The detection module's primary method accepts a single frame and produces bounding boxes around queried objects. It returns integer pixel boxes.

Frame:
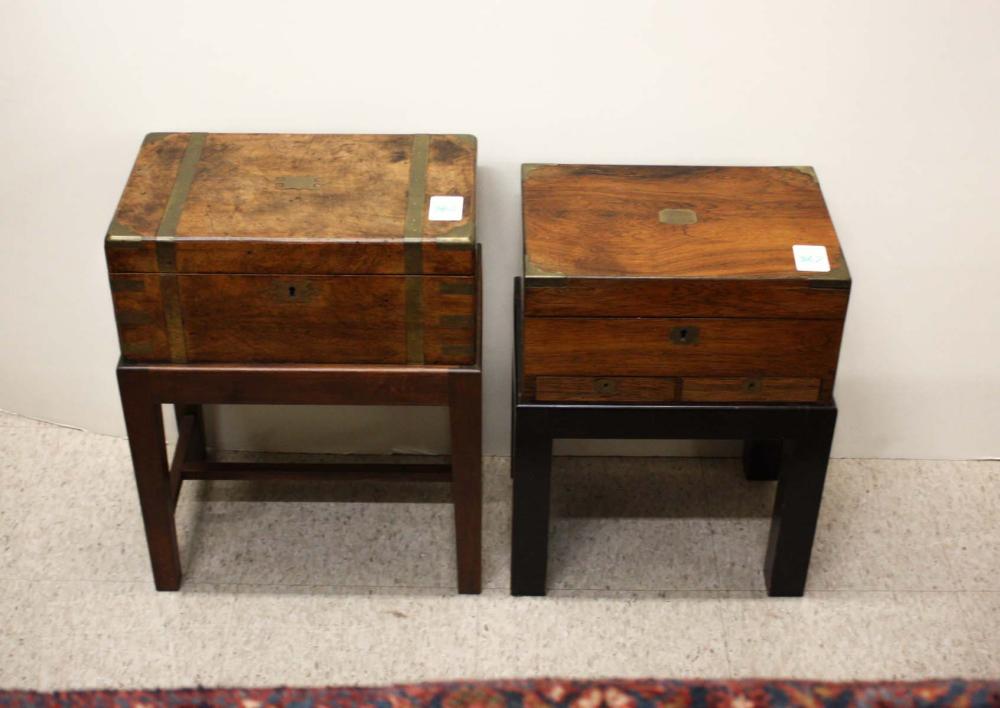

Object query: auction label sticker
[792,244,831,272]
[428,195,464,221]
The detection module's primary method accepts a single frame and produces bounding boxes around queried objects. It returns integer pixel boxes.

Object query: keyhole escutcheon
[669,325,700,345]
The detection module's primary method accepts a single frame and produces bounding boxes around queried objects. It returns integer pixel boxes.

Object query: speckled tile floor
[1,411,998,689]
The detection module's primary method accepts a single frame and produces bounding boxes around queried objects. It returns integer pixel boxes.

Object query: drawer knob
[595,378,618,395]
[669,325,700,344]
[743,378,761,392]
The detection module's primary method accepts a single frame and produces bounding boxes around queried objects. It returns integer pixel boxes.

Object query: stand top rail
[117,358,479,406]
[514,398,837,440]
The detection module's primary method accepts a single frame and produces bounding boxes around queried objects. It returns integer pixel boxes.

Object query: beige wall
[1,0,998,459]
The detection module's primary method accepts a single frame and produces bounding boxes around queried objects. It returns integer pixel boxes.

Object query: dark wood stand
[509,279,836,597]
[118,358,482,594]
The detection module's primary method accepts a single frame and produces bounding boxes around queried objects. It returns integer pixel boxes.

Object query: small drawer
[523,317,843,379]
[680,377,820,403]
[535,376,678,402]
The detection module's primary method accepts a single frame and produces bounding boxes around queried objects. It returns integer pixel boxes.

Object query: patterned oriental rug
[1,678,998,707]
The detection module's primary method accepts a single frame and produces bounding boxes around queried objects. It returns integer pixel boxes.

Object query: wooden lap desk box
[107,133,482,593]
[512,164,849,596]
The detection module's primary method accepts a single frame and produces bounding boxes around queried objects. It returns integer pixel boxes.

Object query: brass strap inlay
[159,274,187,362]
[110,279,146,293]
[524,277,569,288]
[441,344,475,358]
[404,243,424,273]
[521,163,545,181]
[807,276,851,290]
[107,219,142,238]
[106,236,146,248]
[116,311,155,326]
[405,276,423,364]
[524,256,566,278]
[434,219,475,248]
[786,165,818,183]
[155,240,177,272]
[154,132,205,363]
[440,281,475,295]
[157,132,206,243]
[122,341,155,358]
[435,239,475,251]
[439,314,474,329]
[403,135,430,364]
[403,134,430,274]
[807,253,852,288]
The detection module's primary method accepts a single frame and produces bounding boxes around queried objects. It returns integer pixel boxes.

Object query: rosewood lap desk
[511,164,849,596]
[107,133,482,593]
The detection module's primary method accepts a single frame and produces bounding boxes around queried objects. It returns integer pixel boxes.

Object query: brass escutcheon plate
[277,176,320,190]
[659,208,697,225]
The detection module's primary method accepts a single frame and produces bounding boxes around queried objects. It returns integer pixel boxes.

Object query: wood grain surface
[523,164,845,281]
[111,133,191,237]
[524,278,849,319]
[107,240,474,276]
[107,133,478,365]
[110,269,477,365]
[519,164,849,404]
[107,133,476,275]
[109,274,171,360]
[177,134,412,239]
[175,275,474,364]
[118,354,483,592]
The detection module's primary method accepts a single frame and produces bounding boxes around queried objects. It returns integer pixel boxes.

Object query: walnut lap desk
[108,133,482,593]
[511,164,850,597]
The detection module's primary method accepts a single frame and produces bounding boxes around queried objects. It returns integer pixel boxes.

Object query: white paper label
[792,244,831,272]
[428,195,464,221]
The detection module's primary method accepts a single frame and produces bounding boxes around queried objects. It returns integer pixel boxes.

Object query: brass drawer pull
[669,325,699,344]
[594,378,618,395]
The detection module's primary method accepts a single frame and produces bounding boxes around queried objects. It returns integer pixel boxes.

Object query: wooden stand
[509,279,836,597]
[118,359,482,594]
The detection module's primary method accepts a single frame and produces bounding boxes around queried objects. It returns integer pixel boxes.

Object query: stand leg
[118,369,182,591]
[449,372,482,594]
[174,403,207,461]
[510,414,553,596]
[509,369,518,480]
[743,439,782,481]
[764,414,836,596]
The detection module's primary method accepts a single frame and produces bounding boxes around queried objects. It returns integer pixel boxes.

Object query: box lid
[107,133,476,275]
[522,164,848,285]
